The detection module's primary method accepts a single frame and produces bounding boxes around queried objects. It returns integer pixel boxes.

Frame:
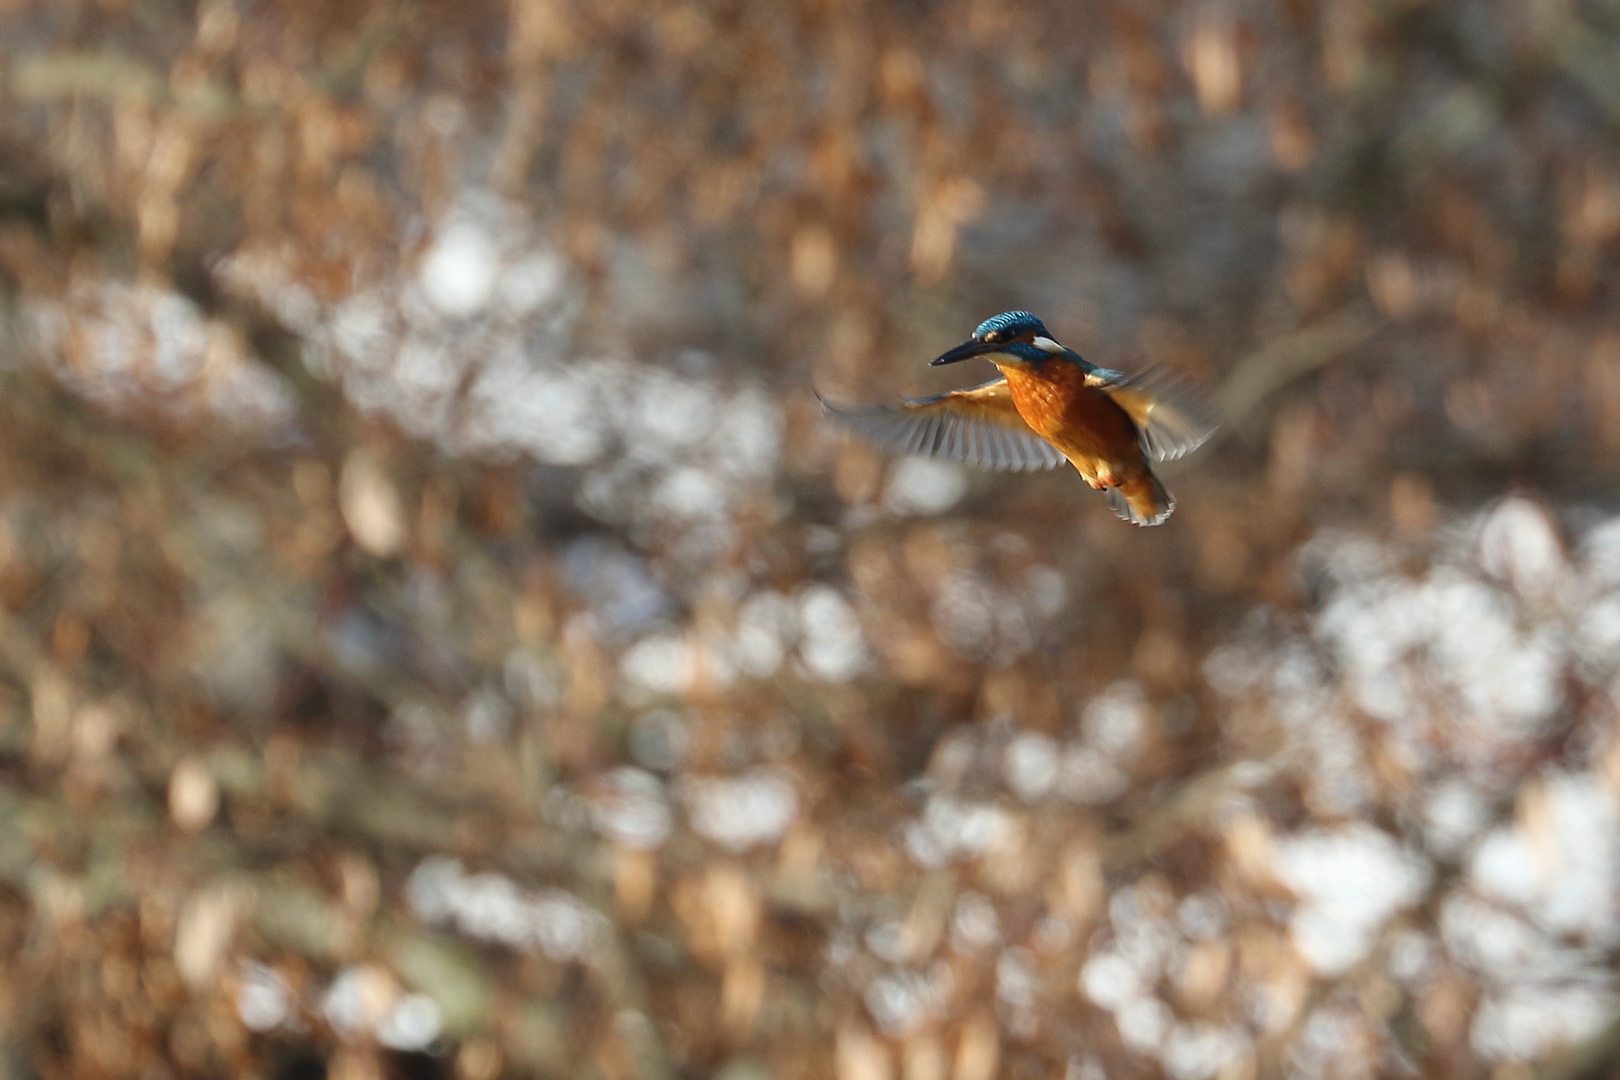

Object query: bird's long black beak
[930,338,998,366]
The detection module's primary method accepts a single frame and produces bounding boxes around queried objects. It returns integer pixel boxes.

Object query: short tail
[1102,473,1175,526]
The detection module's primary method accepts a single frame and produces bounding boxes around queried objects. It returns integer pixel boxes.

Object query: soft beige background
[0,1,1617,1078]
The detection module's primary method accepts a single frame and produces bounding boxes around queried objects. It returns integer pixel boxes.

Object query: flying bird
[821,311,1214,526]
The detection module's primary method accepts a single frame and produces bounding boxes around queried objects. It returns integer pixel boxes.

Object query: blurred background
[0,0,1618,1078]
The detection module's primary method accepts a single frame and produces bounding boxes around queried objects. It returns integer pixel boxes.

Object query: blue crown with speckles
[973,311,1049,342]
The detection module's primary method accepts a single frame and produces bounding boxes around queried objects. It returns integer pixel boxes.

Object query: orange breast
[1002,362,1141,468]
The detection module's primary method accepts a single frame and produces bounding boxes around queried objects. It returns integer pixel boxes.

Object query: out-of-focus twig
[11,53,164,102]
[1550,16,1620,123]
[1536,1014,1620,1080]
[11,53,234,119]
[1102,754,1286,875]
[1214,304,1382,430]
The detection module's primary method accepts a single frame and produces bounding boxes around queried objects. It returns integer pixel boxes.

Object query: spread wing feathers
[819,378,1067,473]
[1085,368,1217,462]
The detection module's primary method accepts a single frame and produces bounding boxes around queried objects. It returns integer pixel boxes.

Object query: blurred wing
[819,378,1067,472]
[1086,367,1217,462]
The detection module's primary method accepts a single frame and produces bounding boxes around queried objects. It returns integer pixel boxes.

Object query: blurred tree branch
[1215,304,1381,431]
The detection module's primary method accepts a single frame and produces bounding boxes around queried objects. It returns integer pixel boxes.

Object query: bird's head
[930,310,1070,368]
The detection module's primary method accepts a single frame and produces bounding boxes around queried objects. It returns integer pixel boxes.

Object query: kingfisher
[821,311,1214,525]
